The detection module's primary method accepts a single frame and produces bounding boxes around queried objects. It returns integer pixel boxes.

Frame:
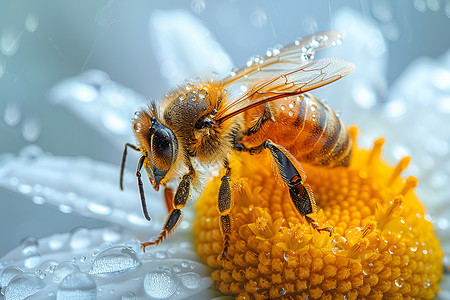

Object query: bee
[120,31,354,259]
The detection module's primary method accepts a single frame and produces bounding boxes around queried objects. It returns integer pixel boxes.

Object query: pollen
[194,127,443,299]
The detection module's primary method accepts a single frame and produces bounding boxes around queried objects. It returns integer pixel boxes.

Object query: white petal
[0,145,196,234]
[48,70,147,149]
[149,10,234,87]
[0,227,215,300]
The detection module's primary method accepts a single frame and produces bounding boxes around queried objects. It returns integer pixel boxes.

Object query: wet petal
[149,10,234,87]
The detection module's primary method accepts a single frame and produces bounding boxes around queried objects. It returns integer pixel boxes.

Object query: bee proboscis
[120,31,354,259]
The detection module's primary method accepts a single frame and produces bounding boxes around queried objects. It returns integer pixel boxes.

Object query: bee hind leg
[217,165,233,261]
[141,174,191,252]
[264,140,333,236]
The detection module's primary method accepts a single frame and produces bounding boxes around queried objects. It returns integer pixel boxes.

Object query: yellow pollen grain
[194,129,443,299]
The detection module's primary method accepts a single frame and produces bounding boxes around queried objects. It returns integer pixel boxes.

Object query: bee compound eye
[151,128,177,172]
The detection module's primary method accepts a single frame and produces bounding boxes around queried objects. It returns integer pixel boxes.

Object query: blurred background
[1,0,450,257]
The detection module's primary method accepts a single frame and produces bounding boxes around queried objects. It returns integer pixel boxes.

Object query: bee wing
[223,31,345,86]
[216,58,354,122]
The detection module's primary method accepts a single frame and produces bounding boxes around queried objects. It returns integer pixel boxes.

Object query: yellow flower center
[194,127,443,299]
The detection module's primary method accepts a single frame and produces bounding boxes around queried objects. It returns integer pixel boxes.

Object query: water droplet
[35,260,58,281]
[1,266,23,288]
[53,262,80,283]
[426,0,440,11]
[181,260,189,268]
[155,251,167,259]
[185,83,193,90]
[124,239,141,253]
[191,0,205,15]
[70,228,91,250]
[410,246,418,252]
[280,105,286,110]
[288,102,294,109]
[18,184,32,194]
[279,288,287,295]
[57,272,96,300]
[230,67,238,77]
[31,196,45,205]
[288,110,294,117]
[250,9,267,29]
[179,272,201,289]
[102,227,121,243]
[87,202,112,215]
[101,110,128,134]
[22,117,41,142]
[0,29,21,56]
[25,12,39,32]
[143,267,178,298]
[49,234,66,250]
[198,90,207,100]
[178,93,186,101]
[173,265,181,273]
[310,104,317,112]
[89,246,142,277]
[414,0,427,11]
[4,273,45,300]
[21,237,41,268]
[19,145,43,162]
[239,85,248,93]
[122,291,137,300]
[3,102,21,126]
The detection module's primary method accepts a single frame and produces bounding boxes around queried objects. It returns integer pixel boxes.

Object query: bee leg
[136,155,151,221]
[141,174,191,252]
[264,141,333,236]
[217,166,233,260]
[120,143,141,190]
[164,187,175,212]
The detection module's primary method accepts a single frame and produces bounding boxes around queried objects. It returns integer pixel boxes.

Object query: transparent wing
[216,58,354,122]
[222,31,345,87]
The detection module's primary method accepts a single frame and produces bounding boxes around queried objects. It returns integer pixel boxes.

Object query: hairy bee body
[121,31,355,252]
[242,93,351,167]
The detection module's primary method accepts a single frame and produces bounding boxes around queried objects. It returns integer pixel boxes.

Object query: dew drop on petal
[56,272,96,300]
[21,237,41,268]
[143,267,178,298]
[191,0,205,15]
[53,261,80,283]
[70,228,91,250]
[21,117,41,142]
[31,196,45,205]
[121,291,137,300]
[4,273,45,300]
[179,272,201,289]
[0,29,21,57]
[87,202,112,216]
[25,12,39,33]
[58,204,73,214]
[19,144,44,162]
[3,102,21,126]
[48,234,67,251]
[89,246,142,277]
[0,266,23,288]
[102,227,122,243]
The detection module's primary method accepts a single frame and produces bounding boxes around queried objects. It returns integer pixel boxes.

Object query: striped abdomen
[242,93,352,167]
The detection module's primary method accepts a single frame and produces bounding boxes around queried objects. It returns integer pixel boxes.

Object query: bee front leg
[141,174,191,252]
[265,141,333,235]
[217,165,233,260]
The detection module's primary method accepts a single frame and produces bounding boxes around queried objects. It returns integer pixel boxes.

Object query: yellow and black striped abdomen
[242,93,351,168]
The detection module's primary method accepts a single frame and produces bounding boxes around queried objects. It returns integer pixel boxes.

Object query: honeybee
[120,31,354,258]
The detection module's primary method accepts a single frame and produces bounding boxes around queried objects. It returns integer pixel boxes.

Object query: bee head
[144,116,178,189]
